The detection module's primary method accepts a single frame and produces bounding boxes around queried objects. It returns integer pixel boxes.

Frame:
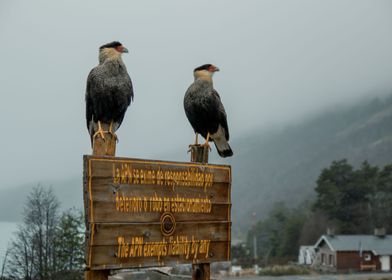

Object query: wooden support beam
[190,146,211,280]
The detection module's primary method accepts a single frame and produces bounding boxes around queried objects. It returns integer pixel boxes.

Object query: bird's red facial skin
[208,65,216,72]
[115,45,124,53]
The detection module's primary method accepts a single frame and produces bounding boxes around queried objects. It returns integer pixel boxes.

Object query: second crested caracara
[184,64,233,158]
[85,41,134,146]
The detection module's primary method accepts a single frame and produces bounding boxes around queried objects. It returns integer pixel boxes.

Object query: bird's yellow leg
[93,121,106,140]
[189,133,199,149]
[202,132,211,150]
[108,121,118,142]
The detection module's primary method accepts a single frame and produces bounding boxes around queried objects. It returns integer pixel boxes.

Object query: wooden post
[92,123,116,156]
[86,124,115,280]
[192,263,210,280]
[190,145,211,280]
[85,270,109,280]
[189,145,209,164]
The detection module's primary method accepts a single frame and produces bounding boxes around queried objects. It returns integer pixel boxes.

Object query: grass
[258,265,311,276]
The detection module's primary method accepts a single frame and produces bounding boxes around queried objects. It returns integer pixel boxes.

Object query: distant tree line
[314,159,392,234]
[232,160,392,266]
[2,186,84,280]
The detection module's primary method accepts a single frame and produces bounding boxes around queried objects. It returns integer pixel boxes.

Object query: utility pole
[251,212,259,274]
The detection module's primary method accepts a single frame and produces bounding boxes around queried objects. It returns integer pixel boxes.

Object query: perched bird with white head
[184,64,233,157]
[85,41,134,146]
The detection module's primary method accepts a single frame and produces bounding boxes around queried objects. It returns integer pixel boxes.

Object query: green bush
[259,265,311,276]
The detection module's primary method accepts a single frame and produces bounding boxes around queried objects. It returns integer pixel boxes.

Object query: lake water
[0,222,18,258]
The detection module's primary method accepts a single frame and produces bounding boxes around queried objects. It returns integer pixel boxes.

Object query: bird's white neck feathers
[99,48,123,64]
[194,70,214,84]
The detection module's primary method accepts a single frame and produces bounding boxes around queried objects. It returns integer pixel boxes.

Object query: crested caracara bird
[85,41,134,146]
[184,64,233,158]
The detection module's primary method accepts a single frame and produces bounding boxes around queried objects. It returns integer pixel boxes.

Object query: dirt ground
[221,273,392,280]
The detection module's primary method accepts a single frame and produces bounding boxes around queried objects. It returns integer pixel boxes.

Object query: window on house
[329,254,334,266]
[364,253,371,261]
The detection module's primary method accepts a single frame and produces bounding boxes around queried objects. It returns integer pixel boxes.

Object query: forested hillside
[230,96,392,237]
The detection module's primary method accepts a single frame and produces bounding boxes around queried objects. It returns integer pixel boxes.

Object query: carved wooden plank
[88,222,230,246]
[86,222,230,270]
[89,181,230,203]
[89,241,229,270]
[86,156,231,183]
[90,201,230,223]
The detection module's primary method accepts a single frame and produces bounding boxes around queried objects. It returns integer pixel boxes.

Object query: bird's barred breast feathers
[185,80,218,110]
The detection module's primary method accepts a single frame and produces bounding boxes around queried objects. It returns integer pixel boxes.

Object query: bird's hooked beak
[209,65,220,72]
[122,47,129,53]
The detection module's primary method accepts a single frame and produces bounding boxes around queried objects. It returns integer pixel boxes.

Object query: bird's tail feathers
[213,138,233,158]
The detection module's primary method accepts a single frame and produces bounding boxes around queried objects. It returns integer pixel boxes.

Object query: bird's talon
[93,131,106,140]
[108,131,118,142]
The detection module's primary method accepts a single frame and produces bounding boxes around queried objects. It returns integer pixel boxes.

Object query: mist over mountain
[230,95,392,237]
[0,178,83,222]
[1,96,391,239]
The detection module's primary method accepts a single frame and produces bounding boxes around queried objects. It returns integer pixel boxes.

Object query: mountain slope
[230,96,392,237]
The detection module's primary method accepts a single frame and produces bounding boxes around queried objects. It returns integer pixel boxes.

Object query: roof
[315,234,392,255]
[299,245,315,250]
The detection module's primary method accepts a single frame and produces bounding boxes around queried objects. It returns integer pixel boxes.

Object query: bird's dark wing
[211,89,230,141]
[127,72,134,103]
[86,69,98,128]
[85,88,92,131]
[85,67,102,144]
[112,70,133,129]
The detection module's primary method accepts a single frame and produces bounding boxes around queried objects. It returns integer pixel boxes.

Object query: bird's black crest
[99,41,122,50]
[194,64,212,72]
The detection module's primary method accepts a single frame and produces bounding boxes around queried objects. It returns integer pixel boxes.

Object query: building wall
[379,255,392,271]
[336,251,380,271]
[315,241,336,270]
[299,247,315,265]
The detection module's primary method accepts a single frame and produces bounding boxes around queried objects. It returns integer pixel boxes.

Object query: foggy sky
[1,0,392,189]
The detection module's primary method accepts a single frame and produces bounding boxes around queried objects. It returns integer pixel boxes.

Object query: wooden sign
[83,155,231,270]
